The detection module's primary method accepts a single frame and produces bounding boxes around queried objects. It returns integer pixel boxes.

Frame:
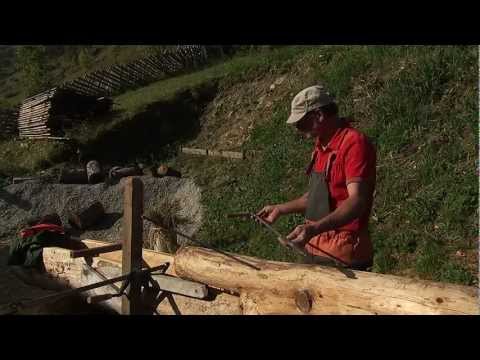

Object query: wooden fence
[60,45,208,97]
[15,45,209,140]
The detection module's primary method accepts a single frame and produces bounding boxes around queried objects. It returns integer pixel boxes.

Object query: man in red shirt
[257,85,376,270]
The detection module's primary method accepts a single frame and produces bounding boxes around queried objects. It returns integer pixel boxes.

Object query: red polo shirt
[311,119,376,234]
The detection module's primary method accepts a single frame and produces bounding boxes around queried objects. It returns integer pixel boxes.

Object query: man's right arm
[257,192,309,224]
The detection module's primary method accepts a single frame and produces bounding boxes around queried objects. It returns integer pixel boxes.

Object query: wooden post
[121,177,144,315]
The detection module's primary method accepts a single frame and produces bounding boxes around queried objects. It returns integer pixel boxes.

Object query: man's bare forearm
[311,194,366,234]
[278,192,309,215]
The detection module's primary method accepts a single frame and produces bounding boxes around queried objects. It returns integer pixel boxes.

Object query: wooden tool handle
[70,243,122,258]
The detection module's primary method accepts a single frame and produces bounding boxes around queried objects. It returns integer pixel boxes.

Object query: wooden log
[18,129,50,134]
[90,70,120,90]
[12,177,40,184]
[70,243,122,258]
[20,135,52,139]
[83,75,104,94]
[83,75,107,96]
[173,247,479,315]
[144,56,166,74]
[18,127,50,132]
[137,59,163,78]
[115,64,139,82]
[122,177,144,314]
[68,201,105,230]
[73,78,99,95]
[22,88,56,103]
[103,67,126,90]
[58,169,88,184]
[18,116,49,123]
[62,83,91,96]
[207,149,222,157]
[19,131,51,136]
[19,132,50,136]
[18,118,50,126]
[86,160,103,184]
[110,66,137,87]
[20,96,52,111]
[105,66,127,83]
[18,126,49,132]
[113,65,139,87]
[18,113,50,123]
[68,79,96,95]
[124,63,149,81]
[121,63,143,82]
[19,99,51,110]
[18,125,49,131]
[20,133,51,137]
[156,165,181,178]
[181,147,207,155]
[108,166,143,180]
[132,61,156,80]
[17,122,49,128]
[18,105,51,117]
[19,136,69,141]
[18,105,51,115]
[221,150,244,160]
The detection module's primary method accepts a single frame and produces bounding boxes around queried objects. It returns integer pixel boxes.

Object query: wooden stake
[121,177,144,315]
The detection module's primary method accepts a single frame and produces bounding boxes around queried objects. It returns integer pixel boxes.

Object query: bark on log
[174,247,479,315]
[68,201,105,230]
[86,160,103,184]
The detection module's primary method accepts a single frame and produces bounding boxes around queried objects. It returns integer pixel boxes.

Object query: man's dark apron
[303,136,372,271]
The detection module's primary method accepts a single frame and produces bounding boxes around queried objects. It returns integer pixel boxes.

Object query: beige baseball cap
[286,85,335,124]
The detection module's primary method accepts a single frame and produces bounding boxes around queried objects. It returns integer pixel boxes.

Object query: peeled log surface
[68,201,105,230]
[41,241,242,315]
[174,247,479,315]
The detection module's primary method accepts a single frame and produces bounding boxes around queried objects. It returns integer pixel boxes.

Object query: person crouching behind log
[257,85,377,271]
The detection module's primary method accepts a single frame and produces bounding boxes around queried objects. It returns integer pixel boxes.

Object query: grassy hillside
[0,45,477,285]
[0,45,150,106]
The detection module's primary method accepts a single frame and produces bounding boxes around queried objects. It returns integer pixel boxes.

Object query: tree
[15,46,50,96]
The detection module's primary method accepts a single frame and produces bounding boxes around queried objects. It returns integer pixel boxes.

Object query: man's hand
[286,223,317,247]
[256,205,284,224]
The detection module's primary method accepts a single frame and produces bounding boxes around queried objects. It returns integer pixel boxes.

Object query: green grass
[0,45,477,286]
